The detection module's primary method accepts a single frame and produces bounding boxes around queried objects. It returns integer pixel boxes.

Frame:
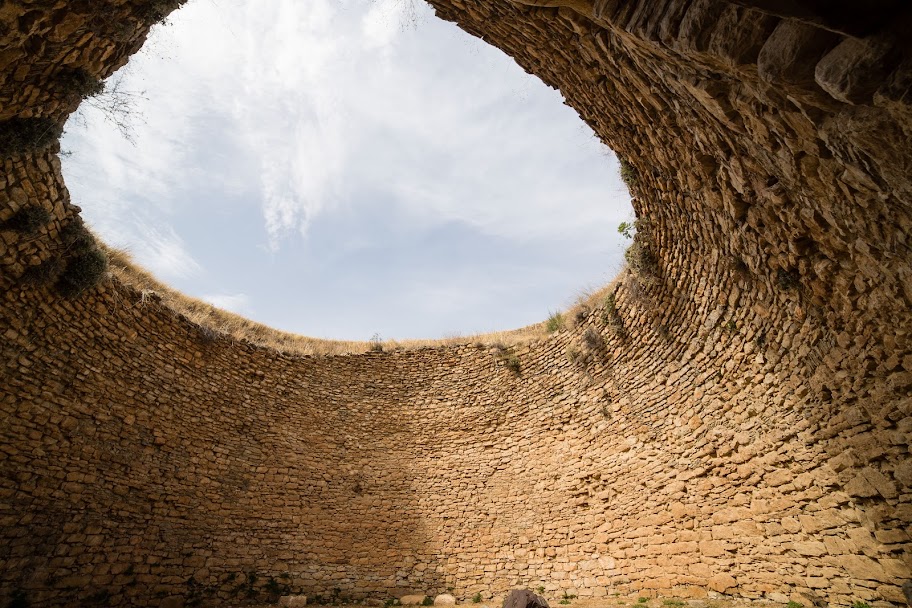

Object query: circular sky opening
[60,0,633,342]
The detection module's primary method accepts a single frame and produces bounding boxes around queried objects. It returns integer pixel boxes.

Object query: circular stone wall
[1,1,911,607]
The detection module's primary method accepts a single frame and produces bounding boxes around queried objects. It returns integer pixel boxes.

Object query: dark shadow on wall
[0,276,444,606]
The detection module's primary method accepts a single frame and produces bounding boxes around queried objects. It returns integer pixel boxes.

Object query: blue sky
[61,0,632,341]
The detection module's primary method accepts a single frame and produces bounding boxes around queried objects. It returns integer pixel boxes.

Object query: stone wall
[1,0,911,607]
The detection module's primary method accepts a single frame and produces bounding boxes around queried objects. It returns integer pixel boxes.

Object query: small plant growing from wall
[56,68,105,103]
[422,597,434,606]
[601,292,626,339]
[618,157,638,190]
[573,306,589,327]
[617,221,635,239]
[624,240,659,286]
[0,206,51,234]
[0,117,64,157]
[493,344,521,375]
[545,311,564,333]
[55,218,109,297]
[618,217,659,287]
[582,327,604,352]
[369,332,384,352]
[137,0,188,24]
[472,593,483,603]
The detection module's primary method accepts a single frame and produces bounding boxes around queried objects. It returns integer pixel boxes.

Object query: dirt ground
[227,596,775,608]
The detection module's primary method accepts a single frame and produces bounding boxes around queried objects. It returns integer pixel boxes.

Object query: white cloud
[59,0,632,339]
[133,224,202,280]
[202,292,251,314]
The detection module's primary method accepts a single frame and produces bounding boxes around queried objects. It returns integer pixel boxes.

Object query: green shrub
[573,307,589,326]
[624,240,659,285]
[57,248,107,297]
[54,218,108,298]
[502,354,521,374]
[197,325,221,343]
[582,327,603,351]
[601,292,626,338]
[57,68,104,102]
[617,221,634,239]
[137,0,188,24]
[545,312,563,333]
[60,218,96,251]
[369,333,383,352]
[0,117,63,157]
[472,593,482,603]
[2,206,50,234]
[786,601,803,608]
[619,158,638,190]
[494,345,521,375]
[22,258,64,286]
[852,602,870,608]
[422,597,433,606]
[638,598,648,604]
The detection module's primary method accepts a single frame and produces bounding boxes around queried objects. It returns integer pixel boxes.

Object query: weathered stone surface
[757,20,840,87]
[503,589,550,608]
[0,0,911,607]
[435,595,457,606]
[815,36,897,104]
[401,596,428,605]
[279,596,309,608]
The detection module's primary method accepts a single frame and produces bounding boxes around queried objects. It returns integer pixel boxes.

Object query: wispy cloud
[132,223,202,280]
[60,0,632,339]
[202,292,251,314]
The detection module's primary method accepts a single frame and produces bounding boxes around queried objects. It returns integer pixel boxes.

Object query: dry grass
[102,245,550,357]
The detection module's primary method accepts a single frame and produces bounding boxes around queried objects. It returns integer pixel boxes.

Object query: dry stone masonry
[1,0,911,607]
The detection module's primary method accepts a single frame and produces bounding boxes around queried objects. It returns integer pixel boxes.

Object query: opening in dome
[60,0,634,346]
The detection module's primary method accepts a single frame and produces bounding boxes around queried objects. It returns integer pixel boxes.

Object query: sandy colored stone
[0,0,911,607]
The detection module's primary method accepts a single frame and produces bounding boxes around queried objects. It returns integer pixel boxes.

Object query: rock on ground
[502,589,550,608]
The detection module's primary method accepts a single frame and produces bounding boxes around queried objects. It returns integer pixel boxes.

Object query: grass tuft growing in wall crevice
[0,117,63,158]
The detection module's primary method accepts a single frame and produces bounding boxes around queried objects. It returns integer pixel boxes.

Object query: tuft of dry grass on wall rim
[102,245,549,357]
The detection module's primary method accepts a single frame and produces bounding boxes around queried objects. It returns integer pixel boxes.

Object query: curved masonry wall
[1,0,911,607]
